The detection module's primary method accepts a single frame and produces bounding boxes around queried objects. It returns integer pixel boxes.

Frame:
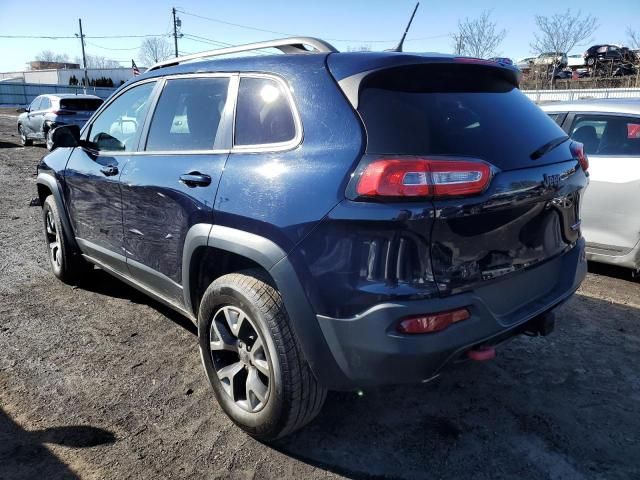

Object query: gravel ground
[1,108,639,480]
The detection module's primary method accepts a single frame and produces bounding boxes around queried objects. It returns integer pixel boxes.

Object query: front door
[568,113,640,254]
[119,75,234,304]
[64,80,158,272]
[25,96,43,136]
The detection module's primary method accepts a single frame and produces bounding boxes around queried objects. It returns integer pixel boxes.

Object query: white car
[541,99,640,277]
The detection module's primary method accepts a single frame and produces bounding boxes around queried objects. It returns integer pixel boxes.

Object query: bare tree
[628,27,640,49]
[452,10,506,58]
[531,10,598,55]
[139,37,172,66]
[35,51,70,63]
[74,55,121,69]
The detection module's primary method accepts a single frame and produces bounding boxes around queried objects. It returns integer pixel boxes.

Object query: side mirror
[49,125,80,150]
[16,107,27,113]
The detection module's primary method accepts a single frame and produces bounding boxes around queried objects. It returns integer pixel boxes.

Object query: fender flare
[36,173,79,251]
[181,224,350,389]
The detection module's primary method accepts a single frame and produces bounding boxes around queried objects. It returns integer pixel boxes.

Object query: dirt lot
[0,107,639,480]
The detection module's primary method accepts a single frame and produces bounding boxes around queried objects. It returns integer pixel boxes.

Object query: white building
[0,67,138,86]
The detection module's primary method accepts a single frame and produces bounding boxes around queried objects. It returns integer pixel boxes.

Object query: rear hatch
[336,59,588,296]
[58,97,103,124]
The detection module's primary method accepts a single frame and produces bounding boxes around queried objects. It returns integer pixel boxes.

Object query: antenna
[390,2,420,52]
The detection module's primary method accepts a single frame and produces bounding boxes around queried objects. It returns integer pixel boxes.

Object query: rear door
[119,74,235,304]
[25,96,43,135]
[64,80,158,272]
[354,62,587,295]
[567,113,640,254]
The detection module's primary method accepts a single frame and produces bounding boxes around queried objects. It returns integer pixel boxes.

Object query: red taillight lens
[355,158,492,199]
[52,110,76,115]
[570,141,589,172]
[397,308,470,334]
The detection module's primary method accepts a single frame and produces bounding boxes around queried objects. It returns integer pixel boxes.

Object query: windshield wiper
[530,135,570,160]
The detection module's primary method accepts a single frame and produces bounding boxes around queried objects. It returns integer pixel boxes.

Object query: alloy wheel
[209,305,271,412]
[45,209,61,269]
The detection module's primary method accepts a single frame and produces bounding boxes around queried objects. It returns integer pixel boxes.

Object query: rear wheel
[42,196,90,283]
[586,57,596,67]
[198,270,326,440]
[45,128,53,150]
[19,124,32,146]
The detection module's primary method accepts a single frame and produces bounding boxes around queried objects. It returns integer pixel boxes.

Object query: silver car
[17,94,103,149]
[541,99,640,277]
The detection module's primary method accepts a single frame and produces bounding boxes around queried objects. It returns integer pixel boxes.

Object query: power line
[0,33,168,39]
[85,41,140,51]
[176,8,451,43]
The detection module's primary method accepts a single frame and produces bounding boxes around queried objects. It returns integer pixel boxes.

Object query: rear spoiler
[328,53,521,109]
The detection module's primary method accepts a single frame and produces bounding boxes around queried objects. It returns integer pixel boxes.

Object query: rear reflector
[356,158,492,198]
[570,141,588,173]
[397,308,470,334]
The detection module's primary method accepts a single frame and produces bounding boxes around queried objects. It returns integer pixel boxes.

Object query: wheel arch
[182,223,350,389]
[36,173,79,251]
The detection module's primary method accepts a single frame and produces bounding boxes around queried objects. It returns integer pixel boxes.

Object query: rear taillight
[570,141,589,173]
[397,308,470,334]
[354,157,492,199]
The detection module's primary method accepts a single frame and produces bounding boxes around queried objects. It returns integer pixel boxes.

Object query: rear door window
[570,114,640,156]
[357,64,567,169]
[234,77,296,147]
[145,77,230,151]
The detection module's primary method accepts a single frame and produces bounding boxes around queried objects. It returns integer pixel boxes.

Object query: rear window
[357,64,567,169]
[60,98,103,111]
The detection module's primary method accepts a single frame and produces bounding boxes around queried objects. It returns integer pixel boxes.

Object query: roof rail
[148,37,338,71]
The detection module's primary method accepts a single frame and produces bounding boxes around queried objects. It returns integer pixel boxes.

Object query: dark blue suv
[37,38,588,440]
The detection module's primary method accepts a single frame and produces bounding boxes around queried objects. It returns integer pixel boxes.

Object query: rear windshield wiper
[530,135,570,160]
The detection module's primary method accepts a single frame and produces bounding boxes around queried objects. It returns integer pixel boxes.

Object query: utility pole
[172,7,180,57]
[77,18,89,90]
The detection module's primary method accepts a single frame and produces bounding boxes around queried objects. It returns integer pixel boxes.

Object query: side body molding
[181,223,350,389]
[36,172,79,250]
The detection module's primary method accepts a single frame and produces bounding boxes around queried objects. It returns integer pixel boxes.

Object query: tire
[45,128,53,150]
[586,57,595,67]
[42,196,90,284]
[18,124,32,146]
[198,270,326,441]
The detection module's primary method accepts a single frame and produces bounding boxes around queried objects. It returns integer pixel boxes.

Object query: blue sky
[0,0,638,71]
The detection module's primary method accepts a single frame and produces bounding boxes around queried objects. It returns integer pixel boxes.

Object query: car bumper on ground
[316,238,587,388]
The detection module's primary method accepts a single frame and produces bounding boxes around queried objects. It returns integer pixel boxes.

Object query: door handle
[100,165,119,176]
[179,172,211,187]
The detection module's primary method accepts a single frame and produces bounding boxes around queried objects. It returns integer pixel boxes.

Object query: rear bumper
[316,238,587,389]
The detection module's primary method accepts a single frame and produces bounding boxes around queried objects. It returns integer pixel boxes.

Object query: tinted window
[547,113,564,125]
[88,82,155,152]
[357,64,567,170]
[235,77,296,146]
[570,114,640,156]
[30,97,42,111]
[146,77,230,151]
[39,97,51,110]
[60,98,103,111]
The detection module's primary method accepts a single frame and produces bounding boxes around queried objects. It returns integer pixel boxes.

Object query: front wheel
[42,196,90,283]
[198,270,326,440]
[19,124,32,146]
[586,57,596,67]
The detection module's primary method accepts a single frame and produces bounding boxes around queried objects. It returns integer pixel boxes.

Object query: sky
[0,0,639,71]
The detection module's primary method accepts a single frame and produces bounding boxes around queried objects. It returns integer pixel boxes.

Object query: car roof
[130,50,518,88]
[539,98,640,115]
[40,94,102,100]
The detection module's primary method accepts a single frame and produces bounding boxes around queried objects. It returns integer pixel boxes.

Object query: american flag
[132,60,140,76]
